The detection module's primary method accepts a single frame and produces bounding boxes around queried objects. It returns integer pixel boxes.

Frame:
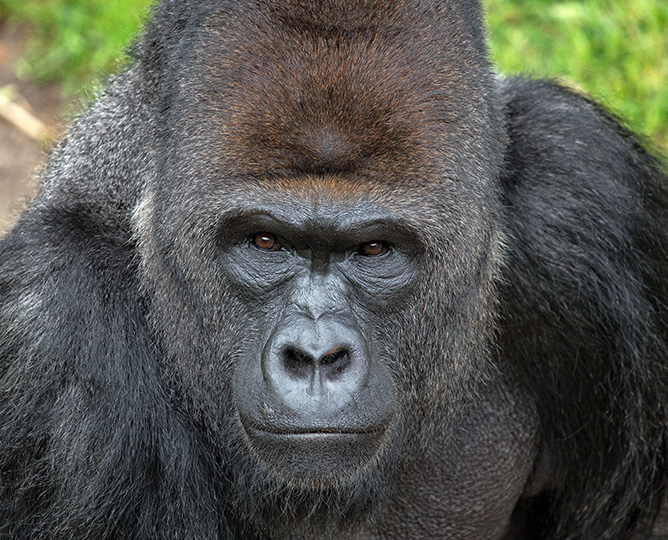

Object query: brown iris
[359,241,389,257]
[252,232,282,251]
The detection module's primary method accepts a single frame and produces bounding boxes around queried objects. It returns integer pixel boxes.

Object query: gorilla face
[226,200,410,478]
[135,170,502,535]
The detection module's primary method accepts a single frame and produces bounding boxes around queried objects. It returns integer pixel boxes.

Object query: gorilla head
[130,0,506,533]
[133,0,488,520]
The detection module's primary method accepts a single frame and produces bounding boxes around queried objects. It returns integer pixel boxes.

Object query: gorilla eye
[252,232,283,251]
[359,241,389,257]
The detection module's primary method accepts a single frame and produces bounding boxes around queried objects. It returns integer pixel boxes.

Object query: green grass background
[1,0,667,149]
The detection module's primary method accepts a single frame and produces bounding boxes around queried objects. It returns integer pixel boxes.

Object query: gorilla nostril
[320,347,351,379]
[281,346,315,379]
[280,345,353,381]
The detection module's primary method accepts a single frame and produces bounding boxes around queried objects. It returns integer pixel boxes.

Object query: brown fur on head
[184,0,502,184]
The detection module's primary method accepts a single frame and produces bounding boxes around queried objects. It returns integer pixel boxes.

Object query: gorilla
[1,1,667,539]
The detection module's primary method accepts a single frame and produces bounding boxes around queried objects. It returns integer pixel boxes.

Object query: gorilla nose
[264,316,370,407]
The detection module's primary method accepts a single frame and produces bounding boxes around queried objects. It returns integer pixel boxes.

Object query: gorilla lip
[241,420,388,438]
[241,422,389,475]
[245,428,383,445]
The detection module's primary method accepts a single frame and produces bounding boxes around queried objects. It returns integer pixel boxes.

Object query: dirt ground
[0,22,66,236]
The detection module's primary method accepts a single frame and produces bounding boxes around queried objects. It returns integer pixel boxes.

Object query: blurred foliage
[0,0,666,148]
[0,0,152,94]
[487,0,668,149]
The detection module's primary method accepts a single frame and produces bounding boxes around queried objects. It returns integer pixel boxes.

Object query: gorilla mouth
[242,422,386,437]
[240,420,390,476]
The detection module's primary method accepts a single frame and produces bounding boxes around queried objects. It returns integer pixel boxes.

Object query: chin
[222,417,399,538]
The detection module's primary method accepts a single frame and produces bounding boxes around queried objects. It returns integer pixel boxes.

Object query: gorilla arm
[0,71,228,539]
[498,78,668,539]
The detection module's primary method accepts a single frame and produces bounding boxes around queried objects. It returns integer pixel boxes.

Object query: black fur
[499,79,668,538]
[1,1,666,539]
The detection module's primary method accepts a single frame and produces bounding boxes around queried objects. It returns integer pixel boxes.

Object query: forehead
[240,175,423,217]
[185,2,476,183]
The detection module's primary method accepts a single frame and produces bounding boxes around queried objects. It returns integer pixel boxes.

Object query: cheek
[379,275,492,418]
[154,270,260,404]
